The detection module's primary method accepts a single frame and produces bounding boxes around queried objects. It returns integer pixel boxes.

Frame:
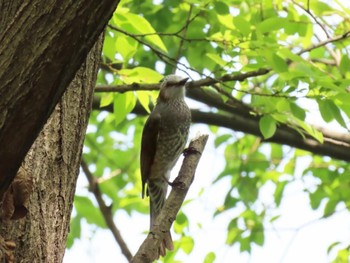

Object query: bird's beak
[177,77,189,86]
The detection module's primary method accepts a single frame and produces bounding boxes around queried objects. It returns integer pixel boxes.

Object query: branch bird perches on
[132,134,208,262]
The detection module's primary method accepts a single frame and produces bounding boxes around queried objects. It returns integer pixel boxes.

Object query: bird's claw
[183,146,201,157]
[162,176,185,189]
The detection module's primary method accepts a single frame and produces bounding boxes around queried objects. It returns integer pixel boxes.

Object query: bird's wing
[140,112,161,198]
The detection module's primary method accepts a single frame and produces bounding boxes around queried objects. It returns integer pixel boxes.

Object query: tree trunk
[0,0,119,197]
[0,34,103,263]
[0,0,121,261]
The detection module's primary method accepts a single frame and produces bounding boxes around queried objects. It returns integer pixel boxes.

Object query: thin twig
[297,31,350,55]
[172,5,193,73]
[291,0,330,38]
[315,34,341,66]
[108,24,188,75]
[291,0,342,65]
[81,160,133,262]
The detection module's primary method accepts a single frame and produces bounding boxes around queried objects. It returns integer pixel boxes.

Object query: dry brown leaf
[1,166,33,220]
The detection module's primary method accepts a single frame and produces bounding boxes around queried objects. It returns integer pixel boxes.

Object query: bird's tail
[148,179,174,257]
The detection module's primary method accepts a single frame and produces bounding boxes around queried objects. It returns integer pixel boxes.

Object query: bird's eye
[166,81,176,87]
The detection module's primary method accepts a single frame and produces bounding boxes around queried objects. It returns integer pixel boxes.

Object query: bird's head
[158,75,189,102]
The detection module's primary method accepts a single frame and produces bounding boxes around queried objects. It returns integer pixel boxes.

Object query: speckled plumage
[140,75,191,257]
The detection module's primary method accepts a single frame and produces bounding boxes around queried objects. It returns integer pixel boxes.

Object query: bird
[140,74,191,257]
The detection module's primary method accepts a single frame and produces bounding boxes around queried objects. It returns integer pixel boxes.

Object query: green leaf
[272,53,288,72]
[113,92,136,125]
[310,1,333,15]
[233,17,251,36]
[114,12,168,52]
[318,99,334,122]
[257,17,286,33]
[270,215,281,223]
[279,48,304,63]
[66,215,81,249]
[226,224,240,245]
[271,144,283,161]
[340,54,350,75]
[324,199,338,217]
[259,115,277,139]
[333,248,350,262]
[309,188,326,210]
[290,102,306,121]
[318,99,347,128]
[137,91,151,113]
[251,223,264,246]
[274,181,288,206]
[294,119,324,143]
[119,67,163,84]
[223,194,239,211]
[240,237,251,252]
[115,34,138,61]
[206,53,227,67]
[327,241,341,254]
[204,252,216,263]
[181,236,194,254]
[214,1,229,15]
[103,33,116,60]
[174,212,189,234]
[217,14,235,30]
[100,93,114,107]
[74,196,106,228]
[214,134,231,147]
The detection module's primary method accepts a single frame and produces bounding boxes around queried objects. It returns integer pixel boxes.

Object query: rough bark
[0,33,104,263]
[0,0,121,261]
[0,0,120,198]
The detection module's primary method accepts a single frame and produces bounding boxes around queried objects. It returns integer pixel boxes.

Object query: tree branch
[297,31,350,55]
[81,160,133,262]
[131,135,209,262]
[95,67,270,96]
[191,111,350,162]
[92,97,350,162]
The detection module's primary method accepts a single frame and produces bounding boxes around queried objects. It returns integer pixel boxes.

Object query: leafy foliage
[67,0,350,262]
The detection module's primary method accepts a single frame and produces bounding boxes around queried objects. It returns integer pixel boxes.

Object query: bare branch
[191,111,350,162]
[81,160,133,262]
[92,97,350,162]
[131,135,209,262]
[95,68,271,95]
[297,31,350,55]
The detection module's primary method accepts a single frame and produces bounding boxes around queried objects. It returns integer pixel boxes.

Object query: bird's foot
[162,176,184,188]
[183,146,201,157]
[162,175,173,186]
